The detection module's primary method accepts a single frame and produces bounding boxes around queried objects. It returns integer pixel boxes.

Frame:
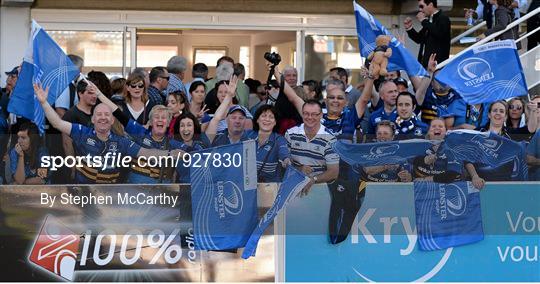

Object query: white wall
[0,6,30,87]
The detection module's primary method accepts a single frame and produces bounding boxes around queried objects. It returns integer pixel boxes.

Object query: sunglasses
[129,83,144,89]
[509,105,523,110]
[160,76,170,80]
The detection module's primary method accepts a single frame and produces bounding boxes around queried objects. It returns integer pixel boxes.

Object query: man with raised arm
[275,66,373,142]
[34,84,184,184]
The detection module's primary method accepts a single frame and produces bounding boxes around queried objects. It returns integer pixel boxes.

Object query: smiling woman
[119,73,155,125]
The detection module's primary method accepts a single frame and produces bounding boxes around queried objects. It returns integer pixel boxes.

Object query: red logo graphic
[29,215,80,281]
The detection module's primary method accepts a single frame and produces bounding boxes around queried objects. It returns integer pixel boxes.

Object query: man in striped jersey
[285,99,339,196]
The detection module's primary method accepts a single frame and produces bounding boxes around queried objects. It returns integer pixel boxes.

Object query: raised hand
[416,12,426,22]
[197,104,209,119]
[225,75,238,97]
[403,17,413,30]
[428,53,437,73]
[33,83,50,104]
[85,79,104,97]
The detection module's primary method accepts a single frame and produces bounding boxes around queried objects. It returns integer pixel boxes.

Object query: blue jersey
[368,108,397,134]
[211,129,253,147]
[175,135,209,184]
[394,117,428,140]
[420,87,459,124]
[322,106,362,140]
[413,145,463,180]
[247,131,290,182]
[448,98,490,128]
[124,119,187,183]
[9,146,50,183]
[70,124,141,184]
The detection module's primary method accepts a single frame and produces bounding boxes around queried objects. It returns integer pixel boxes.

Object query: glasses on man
[160,76,170,81]
[129,83,144,89]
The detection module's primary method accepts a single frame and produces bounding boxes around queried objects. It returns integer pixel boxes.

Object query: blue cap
[227,105,247,116]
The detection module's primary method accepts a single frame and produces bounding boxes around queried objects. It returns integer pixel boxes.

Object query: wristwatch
[312,175,319,182]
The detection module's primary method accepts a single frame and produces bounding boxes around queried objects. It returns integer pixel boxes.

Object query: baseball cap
[227,105,247,116]
[394,77,408,88]
[5,66,19,76]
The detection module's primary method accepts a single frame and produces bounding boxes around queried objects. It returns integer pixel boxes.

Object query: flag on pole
[353,1,428,77]
[241,166,310,259]
[435,40,528,104]
[7,20,79,133]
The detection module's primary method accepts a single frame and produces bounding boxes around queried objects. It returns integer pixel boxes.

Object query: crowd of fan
[0,51,539,188]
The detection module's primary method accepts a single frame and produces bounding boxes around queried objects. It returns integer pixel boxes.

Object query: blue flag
[190,140,258,250]
[332,139,435,167]
[435,40,528,104]
[443,130,528,181]
[7,21,79,133]
[414,181,484,251]
[353,1,428,77]
[241,166,310,259]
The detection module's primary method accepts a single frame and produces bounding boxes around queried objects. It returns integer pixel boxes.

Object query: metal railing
[451,21,487,45]
[439,6,540,69]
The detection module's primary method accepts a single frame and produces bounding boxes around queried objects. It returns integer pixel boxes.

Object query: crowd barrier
[0,182,538,282]
[279,182,540,282]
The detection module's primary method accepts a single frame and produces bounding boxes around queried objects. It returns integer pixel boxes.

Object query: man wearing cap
[208,103,253,147]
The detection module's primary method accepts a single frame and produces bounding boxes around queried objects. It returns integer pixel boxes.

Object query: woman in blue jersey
[206,76,290,182]
[9,122,50,184]
[249,104,291,182]
[465,100,516,188]
[172,112,210,183]
[93,83,187,184]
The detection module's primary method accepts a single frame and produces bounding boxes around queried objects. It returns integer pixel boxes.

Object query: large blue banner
[283,182,540,282]
[435,40,528,105]
[190,140,258,250]
[332,139,434,166]
[241,166,310,259]
[354,1,428,77]
[8,20,79,133]
[443,130,528,181]
[414,181,483,251]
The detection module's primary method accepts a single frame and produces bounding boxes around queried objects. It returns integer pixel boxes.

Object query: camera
[264,52,281,66]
